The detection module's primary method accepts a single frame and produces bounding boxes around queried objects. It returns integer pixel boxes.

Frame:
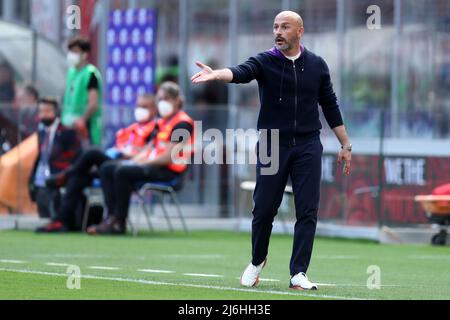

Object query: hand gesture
[191,61,215,84]
[337,149,352,176]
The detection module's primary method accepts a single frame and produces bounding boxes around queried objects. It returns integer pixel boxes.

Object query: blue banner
[104,8,157,147]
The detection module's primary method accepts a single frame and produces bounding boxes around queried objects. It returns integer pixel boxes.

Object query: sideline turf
[0,230,449,300]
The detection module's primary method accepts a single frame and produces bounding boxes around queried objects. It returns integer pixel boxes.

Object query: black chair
[134,173,189,235]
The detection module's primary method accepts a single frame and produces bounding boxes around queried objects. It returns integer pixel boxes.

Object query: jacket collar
[266,45,306,61]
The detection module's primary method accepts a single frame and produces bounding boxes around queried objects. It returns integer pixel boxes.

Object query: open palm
[191,61,215,84]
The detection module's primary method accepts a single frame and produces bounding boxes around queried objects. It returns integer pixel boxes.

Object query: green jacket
[62,64,103,146]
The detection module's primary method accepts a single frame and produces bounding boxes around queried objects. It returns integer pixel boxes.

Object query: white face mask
[134,107,151,123]
[67,52,81,68]
[158,100,174,118]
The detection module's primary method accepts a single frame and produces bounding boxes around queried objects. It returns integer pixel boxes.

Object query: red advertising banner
[320,154,450,226]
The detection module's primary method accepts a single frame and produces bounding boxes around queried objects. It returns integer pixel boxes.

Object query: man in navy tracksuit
[192,11,352,290]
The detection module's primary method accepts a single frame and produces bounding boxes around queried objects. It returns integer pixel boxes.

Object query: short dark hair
[24,84,39,101]
[38,97,59,114]
[68,36,91,53]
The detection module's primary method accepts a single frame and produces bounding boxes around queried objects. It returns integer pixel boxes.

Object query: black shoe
[35,221,68,233]
[86,216,126,235]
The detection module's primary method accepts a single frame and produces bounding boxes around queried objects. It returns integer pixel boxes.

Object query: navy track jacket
[229,46,344,147]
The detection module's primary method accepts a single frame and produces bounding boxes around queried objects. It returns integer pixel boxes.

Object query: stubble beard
[275,37,295,52]
[276,42,292,52]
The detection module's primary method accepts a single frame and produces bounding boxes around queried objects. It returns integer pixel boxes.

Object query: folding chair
[135,174,189,235]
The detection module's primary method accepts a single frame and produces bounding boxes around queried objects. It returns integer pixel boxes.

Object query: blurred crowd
[0,36,195,235]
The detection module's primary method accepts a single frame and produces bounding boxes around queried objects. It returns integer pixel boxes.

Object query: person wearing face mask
[28,97,81,220]
[35,94,158,233]
[62,36,103,147]
[87,82,194,235]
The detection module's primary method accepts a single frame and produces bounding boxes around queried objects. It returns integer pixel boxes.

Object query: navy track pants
[251,136,323,276]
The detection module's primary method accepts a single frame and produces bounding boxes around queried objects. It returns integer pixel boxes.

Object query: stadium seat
[134,175,189,235]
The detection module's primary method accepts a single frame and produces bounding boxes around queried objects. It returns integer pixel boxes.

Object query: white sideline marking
[233,279,401,288]
[34,254,107,259]
[235,277,280,282]
[316,283,402,288]
[183,273,224,278]
[138,269,176,274]
[46,263,70,267]
[408,255,450,260]
[0,267,368,300]
[260,278,280,282]
[316,283,337,287]
[0,259,27,264]
[88,266,120,271]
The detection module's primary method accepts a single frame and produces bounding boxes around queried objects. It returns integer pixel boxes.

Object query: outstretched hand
[191,61,215,84]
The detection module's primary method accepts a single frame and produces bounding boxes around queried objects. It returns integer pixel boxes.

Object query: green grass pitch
[0,230,449,300]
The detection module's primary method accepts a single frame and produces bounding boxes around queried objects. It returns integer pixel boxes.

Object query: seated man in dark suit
[29,97,81,223]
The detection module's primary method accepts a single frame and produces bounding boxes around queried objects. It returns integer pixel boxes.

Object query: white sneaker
[240,260,267,287]
[290,273,318,290]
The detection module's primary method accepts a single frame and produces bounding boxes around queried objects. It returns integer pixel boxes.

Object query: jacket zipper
[293,60,298,146]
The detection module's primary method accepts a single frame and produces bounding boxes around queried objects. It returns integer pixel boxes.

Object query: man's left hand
[337,149,352,176]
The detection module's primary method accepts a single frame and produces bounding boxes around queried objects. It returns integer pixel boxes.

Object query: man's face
[273,13,304,52]
[38,103,56,124]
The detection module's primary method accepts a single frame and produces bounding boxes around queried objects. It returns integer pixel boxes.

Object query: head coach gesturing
[192,11,352,291]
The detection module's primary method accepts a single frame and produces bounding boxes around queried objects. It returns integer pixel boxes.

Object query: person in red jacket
[87,82,194,235]
[36,94,158,233]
